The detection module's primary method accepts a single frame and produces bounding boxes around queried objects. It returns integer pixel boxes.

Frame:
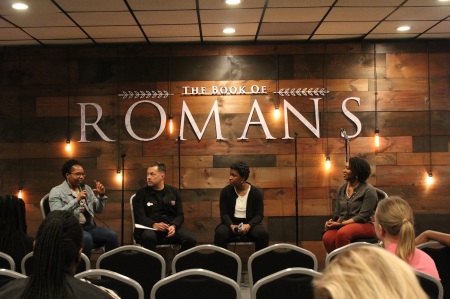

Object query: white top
[234,185,251,218]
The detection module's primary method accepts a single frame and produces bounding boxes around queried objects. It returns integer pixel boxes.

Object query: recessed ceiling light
[225,0,241,4]
[12,2,28,10]
[397,25,411,32]
[223,28,236,34]
[438,0,450,2]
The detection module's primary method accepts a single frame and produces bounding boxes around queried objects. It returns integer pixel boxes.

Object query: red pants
[322,222,376,253]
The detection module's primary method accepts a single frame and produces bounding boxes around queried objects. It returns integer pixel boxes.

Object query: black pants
[137,227,196,252]
[214,223,269,251]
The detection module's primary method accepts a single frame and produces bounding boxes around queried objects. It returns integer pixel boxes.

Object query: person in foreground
[214,161,269,251]
[49,159,118,258]
[0,194,34,272]
[0,210,118,299]
[374,195,440,280]
[133,162,196,252]
[416,230,450,248]
[322,156,378,253]
[313,245,428,299]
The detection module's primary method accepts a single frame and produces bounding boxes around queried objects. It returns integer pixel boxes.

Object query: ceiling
[0,0,449,46]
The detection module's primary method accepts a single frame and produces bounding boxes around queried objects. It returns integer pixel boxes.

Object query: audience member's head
[20,210,83,299]
[0,194,28,255]
[375,195,415,262]
[313,246,428,299]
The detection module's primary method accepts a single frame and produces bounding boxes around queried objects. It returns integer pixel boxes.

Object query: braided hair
[20,210,82,299]
[0,195,28,265]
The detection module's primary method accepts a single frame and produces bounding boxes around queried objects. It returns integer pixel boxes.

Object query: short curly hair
[349,157,371,183]
[230,161,250,180]
[61,159,83,179]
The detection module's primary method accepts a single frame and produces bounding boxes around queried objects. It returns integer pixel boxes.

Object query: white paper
[135,223,157,230]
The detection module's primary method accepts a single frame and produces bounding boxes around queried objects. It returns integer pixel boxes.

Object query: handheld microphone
[79,183,88,204]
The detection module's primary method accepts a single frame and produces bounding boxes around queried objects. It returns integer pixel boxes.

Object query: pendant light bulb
[274,104,280,119]
[65,139,72,152]
[325,156,331,170]
[116,169,122,183]
[374,128,380,148]
[426,171,434,185]
[168,114,174,134]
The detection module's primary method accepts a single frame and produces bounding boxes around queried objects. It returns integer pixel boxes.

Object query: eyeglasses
[71,172,86,178]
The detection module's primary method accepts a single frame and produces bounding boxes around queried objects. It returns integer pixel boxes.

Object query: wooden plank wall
[0,41,449,269]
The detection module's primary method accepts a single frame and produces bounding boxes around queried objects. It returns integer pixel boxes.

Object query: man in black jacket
[132,162,196,252]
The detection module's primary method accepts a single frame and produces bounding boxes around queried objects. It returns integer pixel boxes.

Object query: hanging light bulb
[426,171,434,185]
[325,156,331,170]
[374,128,380,148]
[65,139,71,152]
[274,103,280,119]
[18,186,23,199]
[168,113,174,134]
[116,169,122,183]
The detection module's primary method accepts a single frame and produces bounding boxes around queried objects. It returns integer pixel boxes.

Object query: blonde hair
[375,196,416,262]
[313,246,428,299]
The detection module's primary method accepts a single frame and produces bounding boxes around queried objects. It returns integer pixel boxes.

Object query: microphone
[79,183,88,204]
[341,128,349,140]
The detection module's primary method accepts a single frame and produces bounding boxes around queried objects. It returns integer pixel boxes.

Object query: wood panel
[1,41,448,251]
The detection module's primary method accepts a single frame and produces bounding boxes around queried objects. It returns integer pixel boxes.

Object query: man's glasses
[71,172,86,178]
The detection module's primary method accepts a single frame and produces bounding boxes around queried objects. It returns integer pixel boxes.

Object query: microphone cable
[80,184,111,229]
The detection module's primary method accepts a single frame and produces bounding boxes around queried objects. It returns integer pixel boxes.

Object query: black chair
[415,269,444,299]
[0,251,15,271]
[151,269,241,299]
[248,243,318,289]
[417,241,450,299]
[96,245,166,299]
[325,242,378,267]
[21,252,90,275]
[0,269,26,288]
[172,244,242,283]
[251,267,322,299]
[75,269,144,299]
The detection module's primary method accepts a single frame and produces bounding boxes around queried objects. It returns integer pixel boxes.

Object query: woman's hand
[325,219,342,230]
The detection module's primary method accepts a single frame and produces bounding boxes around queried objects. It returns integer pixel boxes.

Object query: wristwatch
[339,219,344,226]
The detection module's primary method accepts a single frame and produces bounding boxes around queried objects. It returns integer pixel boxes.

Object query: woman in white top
[214,161,269,251]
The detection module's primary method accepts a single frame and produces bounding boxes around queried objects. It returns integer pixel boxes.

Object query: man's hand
[153,222,170,232]
[167,225,176,237]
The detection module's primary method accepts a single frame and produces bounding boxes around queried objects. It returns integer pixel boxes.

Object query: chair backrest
[416,241,450,299]
[96,245,166,299]
[248,243,318,289]
[375,187,388,202]
[415,270,444,299]
[172,244,242,283]
[40,193,50,219]
[0,268,27,288]
[151,268,241,299]
[21,252,90,275]
[75,269,144,299]
[0,251,15,271]
[130,194,137,244]
[251,267,322,299]
[325,242,378,267]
